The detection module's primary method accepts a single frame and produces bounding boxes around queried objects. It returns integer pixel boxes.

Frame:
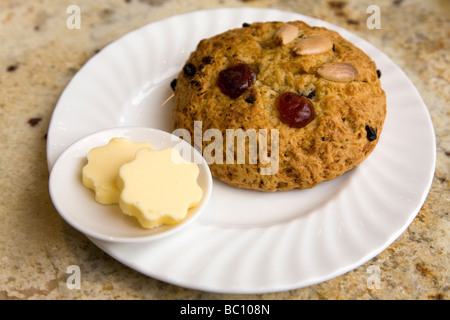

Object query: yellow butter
[117,147,203,229]
[82,137,153,204]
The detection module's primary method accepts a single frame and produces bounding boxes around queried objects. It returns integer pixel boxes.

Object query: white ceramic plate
[48,127,212,243]
[47,8,436,293]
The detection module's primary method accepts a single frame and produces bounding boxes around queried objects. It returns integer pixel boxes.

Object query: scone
[173,21,386,191]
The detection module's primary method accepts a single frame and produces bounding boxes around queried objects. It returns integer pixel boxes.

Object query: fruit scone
[173,21,386,192]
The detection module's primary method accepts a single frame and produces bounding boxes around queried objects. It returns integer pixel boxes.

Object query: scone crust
[173,21,386,191]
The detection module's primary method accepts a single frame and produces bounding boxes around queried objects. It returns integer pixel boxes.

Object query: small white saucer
[48,126,212,243]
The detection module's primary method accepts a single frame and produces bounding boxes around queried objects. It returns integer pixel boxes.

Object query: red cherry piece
[217,63,256,99]
[276,92,315,128]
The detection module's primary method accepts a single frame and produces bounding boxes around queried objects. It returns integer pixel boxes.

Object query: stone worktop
[0,0,448,300]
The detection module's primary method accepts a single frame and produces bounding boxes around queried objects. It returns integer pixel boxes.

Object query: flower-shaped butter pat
[82,138,153,204]
[117,147,203,229]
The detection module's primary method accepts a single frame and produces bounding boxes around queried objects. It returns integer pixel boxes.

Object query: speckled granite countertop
[0,0,448,300]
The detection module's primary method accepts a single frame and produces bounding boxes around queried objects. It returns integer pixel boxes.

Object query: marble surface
[0,0,448,300]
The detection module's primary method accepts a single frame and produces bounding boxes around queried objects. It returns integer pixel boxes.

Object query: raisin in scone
[173,21,386,191]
